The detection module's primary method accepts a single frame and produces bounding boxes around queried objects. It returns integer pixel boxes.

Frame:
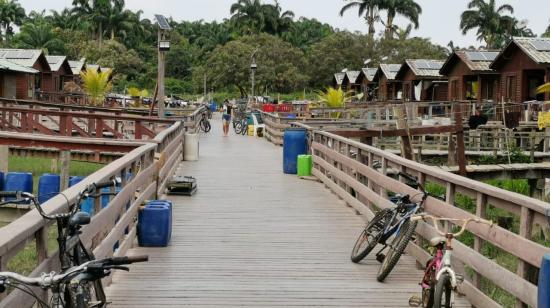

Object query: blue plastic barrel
[101,186,122,208]
[4,172,33,202]
[0,171,4,191]
[146,200,173,241]
[283,128,308,174]
[38,174,60,204]
[80,198,95,215]
[138,203,171,247]
[539,254,550,308]
[69,176,85,187]
[210,102,217,112]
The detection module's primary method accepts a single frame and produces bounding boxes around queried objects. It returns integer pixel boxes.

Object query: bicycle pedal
[376,253,386,263]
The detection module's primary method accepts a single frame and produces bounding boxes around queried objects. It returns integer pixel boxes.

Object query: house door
[3,74,16,98]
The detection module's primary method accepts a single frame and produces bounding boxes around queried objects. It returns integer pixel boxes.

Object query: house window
[465,80,478,100]
[505,75,516,102]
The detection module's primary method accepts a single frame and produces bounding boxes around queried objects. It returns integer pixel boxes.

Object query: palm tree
[339,0,380,40]
[460,0,514,49]
[14,19,64,54]
[71,0,111,47]
[378,0,422,39]
[262,0,294,35]
[230,0,266,34]
[104,0,133,40]
[80,67,112,106]
[0,0,25,43]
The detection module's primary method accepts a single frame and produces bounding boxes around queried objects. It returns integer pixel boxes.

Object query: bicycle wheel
[376,219,418,282]
[241,120,247,135]
[351,208,393,263]
[65,243,107,307]
[433,273,452,308]
[201,120,211,133]
[234,121,243,134]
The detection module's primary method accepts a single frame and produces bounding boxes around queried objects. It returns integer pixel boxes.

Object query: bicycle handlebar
[0,255,148,290]
[411,214,493,237]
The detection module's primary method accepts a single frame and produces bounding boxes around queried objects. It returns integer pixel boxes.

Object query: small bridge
[0,103,548,308]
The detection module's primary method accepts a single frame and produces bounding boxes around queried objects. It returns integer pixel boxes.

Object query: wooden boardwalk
[105,114,470,307]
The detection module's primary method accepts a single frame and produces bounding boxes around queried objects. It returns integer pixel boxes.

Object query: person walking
[222,100,233,136]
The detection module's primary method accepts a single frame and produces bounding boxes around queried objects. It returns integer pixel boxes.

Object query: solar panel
[155,14,171,30]
[415,60,431,69]
[20,51,34,59]
[530,40,550,51]
[466,51,485,61]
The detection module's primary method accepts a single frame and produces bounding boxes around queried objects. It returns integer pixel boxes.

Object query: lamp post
[155,14,171,118]
[250,59,257,103]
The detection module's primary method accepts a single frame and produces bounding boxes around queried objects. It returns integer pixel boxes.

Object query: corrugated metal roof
[362,67,377,82]
[0,59,38,73]
[0,48,43,68]
[69,58,86,75]
[512,37,550,64]
[46,55,67,72]
[379,64,401,80]
[405,59,444,77]
[333,72,345,85]
[100,67,111,73]
[345,71,360,83]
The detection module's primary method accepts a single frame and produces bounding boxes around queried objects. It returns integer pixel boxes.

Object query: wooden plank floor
[105,114,471,307]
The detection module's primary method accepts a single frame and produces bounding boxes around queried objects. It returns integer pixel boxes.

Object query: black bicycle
[199,111,211,133]
[350,172,428,282]
[0,255,148,308]
[233,113,248,135]
[0,180,121,306]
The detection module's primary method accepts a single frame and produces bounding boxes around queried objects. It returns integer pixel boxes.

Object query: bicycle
[350,171,428,282]
[233,113,248,135]
[408,214,493,308]
[0,180,120,307]
[0,255,148,308]
[199,111,211,133]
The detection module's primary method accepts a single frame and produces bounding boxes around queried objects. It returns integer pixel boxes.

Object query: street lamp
[250,59,257,102]
[159,40,170,51]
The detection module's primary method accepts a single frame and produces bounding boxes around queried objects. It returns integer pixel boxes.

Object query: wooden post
[516,206,535,308]
[453,103,467,175]
[393,105,413,160]
[0,145,8,173]
[60,151,70,190]
[473,192,487,288]
[35,227,49,303]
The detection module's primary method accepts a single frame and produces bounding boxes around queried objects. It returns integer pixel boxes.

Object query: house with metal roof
[440,50,500,103]
[0,49,50,99]
[341,71,361,94]
[372,64,402,101]
[45,55,73,94]
[332,72,345,89]
[356,67,378,101]
[0,59,39,98]
[490,37,550,103]
[69,59,86,75]
[395,59,448,101]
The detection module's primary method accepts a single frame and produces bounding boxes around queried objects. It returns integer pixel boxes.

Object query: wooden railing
[309,129,550,308]
[0,119,188,307]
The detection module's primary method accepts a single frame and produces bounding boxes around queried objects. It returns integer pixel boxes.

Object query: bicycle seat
[429,236,446,247]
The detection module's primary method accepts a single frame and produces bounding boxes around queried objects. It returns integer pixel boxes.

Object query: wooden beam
[330,125,462,138]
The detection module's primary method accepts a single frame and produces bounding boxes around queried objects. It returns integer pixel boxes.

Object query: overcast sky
[19,0,550,48]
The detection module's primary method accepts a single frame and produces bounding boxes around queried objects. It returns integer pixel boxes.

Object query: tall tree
[0,0,25,43]
[460,0,514,49]
[339,0,380,40]
[230,0,266,35]
[544,23,550,38]
[262,0,294,35]
[378,0,422,39]
[71,0,111,47]
[13,18,64,54]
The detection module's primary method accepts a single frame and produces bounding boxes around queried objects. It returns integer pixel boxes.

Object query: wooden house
[439,50,500,102]
[372,64,402,101]
[68,58,86,80]
[332,72,345,89]
[0,49,50,100]
[45,56,73,93]
[395,59,448,101]
[490,37,550,103]
[356,67,377,101]
[0,59,39,99]
[342,71,361,95]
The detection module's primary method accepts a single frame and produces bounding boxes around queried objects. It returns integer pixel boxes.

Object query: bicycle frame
[379,203,420,244]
